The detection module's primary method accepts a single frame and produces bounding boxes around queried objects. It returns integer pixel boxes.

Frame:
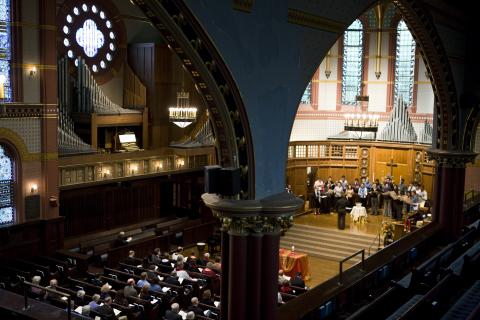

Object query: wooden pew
[440,280,480,320]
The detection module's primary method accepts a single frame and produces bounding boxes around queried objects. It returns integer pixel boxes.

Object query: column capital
[427,149,477,168]
[202,192,303,234]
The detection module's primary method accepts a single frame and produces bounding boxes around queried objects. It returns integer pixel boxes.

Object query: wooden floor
[295,211,397,288]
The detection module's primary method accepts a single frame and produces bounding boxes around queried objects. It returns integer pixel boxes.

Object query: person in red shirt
[279,279,293,294]
[202,262,217,277]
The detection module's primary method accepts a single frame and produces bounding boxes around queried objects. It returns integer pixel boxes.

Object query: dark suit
[336,197,349,230]
[187,305,204,315]
[164,310,182,320]
[290,276,305,288]
[95,304,117,319]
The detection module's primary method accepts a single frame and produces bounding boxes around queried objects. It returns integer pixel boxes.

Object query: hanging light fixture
[169,69,198,128]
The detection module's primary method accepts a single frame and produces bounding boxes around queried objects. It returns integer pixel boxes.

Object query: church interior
[0,0,480,319]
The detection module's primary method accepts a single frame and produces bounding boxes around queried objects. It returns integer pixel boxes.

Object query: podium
[393,222,405,241]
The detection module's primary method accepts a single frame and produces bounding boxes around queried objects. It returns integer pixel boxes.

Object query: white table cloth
[350,205,367,222]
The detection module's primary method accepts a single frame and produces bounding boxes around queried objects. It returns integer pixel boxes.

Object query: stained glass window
[342,20,363,105]
[301,81,311,104]
[0,145,14,225]
[0,0,12,101]
[394,20,416,106]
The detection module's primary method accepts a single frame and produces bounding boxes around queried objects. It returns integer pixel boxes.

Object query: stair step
[284,229,375,247]
[281,235,369,253]
[280,239,365,262]
[290,223,378,241]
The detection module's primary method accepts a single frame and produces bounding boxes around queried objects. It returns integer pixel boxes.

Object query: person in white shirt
[419,186,428,208]
[174,262,196,281]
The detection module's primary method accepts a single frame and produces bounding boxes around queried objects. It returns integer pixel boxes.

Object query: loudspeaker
[204,165,222,193]
[219,167,241,196]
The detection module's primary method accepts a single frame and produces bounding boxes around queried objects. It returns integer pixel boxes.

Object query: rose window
[62,3,117,73]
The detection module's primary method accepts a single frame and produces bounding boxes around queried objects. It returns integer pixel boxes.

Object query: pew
[440,280,480,320]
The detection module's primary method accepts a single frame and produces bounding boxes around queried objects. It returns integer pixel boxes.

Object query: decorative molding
[0,128,30,161]
[232,0,254,13]
[287,9,344,34]
[10,21,56,30]
[427,149,477,168]
[202,192,301,234]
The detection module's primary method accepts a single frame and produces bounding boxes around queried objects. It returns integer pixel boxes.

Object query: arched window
[394,20,416,106]
[0,0,12,101]
[342,19,364,105]
[301,81,311,104]
[0,145,14,225]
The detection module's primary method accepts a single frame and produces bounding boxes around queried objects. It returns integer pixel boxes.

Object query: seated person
[174,262,195,281]
[165,274,181,286]
[124,250,137,266]
[138,284,152,301]
[186,311,196,319]
[95,296,117,319]
[171,247,184,262]
[290,272,306,289]
[136,272,151,288]
[100,283,112,300]
[165,302,182,320]
[80,305,91,317]
[113,289,129,307]
[30,276,44,298]
[146,265,157,281]
[279,279,293,294]
[187,297,203,316]
[123,278,137,298]
[88,294,101,310]
[212,257,222,273]
[202,262,217,277]
[115,231,129,247]
[149,247,162,265]
[200,289,215,307]
[278,270,289,286]
[44,279,60,300]
[74,289,87,307]
[197,252,211,266]
[150,277,162,292]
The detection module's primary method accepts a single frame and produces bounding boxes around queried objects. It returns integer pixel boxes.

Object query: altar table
[350,205,367,222]
[279,248,311,280]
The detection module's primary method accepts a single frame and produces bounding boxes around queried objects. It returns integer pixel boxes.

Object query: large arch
[135,0,462,199]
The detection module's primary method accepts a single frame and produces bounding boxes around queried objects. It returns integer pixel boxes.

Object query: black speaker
[204,165,222,193]
[219,167,241,196]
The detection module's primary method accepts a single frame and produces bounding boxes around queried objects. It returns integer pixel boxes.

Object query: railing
[22,281,72,320]
[338,249,365,285]
[368,229,382,257]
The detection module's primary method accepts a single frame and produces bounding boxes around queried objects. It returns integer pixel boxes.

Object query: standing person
[345,185,355,207]
[334,182,344,211]
[370,183,379,215]
[382,177,393,217]
[336,195,349,230]
[358,183,368,208]
[340,176,348,191]
[419,186,428,208]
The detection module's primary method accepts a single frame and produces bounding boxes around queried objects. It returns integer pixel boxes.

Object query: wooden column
[311,68,320,110]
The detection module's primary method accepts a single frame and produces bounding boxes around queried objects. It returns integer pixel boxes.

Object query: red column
[220,229,229,318]
[429,150,476,241]
[247,233,263,320]
[261,231,281,320]
[228,231,248,320]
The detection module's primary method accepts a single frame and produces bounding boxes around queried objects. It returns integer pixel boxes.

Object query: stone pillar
[202,193,303,320]
[428,149,477,240]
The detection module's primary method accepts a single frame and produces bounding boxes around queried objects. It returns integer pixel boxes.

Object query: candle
[291,245,295,252]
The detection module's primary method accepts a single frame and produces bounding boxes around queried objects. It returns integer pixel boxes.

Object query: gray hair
[191,297,198,305]
[76,290,85,298]
[92,294,100,302]
[81,305,91,316]
[186,311,196,319]
[171,302,180,313]
[32,276,41,284]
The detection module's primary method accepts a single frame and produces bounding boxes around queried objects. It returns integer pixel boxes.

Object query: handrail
[338,249,365,285]
[367,229,382,257]
[22,281,72,320]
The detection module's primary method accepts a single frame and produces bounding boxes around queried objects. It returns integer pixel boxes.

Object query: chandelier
[344,113,380,132]
[169,91,198,128]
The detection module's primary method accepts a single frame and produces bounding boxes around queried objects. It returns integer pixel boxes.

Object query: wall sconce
[155,161,163,171]
[177,159,185,167]
[130,164,138,175]
[103,169,110,178]
[324,50,331,79]
[30,184,38,194]
[29,66,37,79]
[49,196,58,207]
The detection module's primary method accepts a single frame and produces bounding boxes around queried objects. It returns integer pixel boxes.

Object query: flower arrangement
[382,221,394,237]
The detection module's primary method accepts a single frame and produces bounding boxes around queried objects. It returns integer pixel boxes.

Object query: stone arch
[132,0,255,199]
